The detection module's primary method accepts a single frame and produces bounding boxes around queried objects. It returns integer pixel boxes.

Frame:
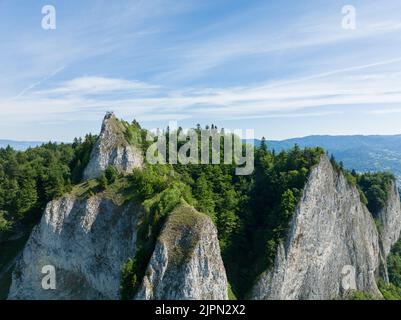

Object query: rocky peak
[136,204,229,300]
[8,195,144,300]
[377,181,401,258]
[83,112,143,180]
[376,181,401,283]
[251,155,383,300]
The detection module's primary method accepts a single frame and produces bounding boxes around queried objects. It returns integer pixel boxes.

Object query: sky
[1,0,401,141]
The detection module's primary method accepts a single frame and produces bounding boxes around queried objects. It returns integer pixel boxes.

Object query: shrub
[97,174,108,190]
[105,165,119,184]
[0,211,12,233]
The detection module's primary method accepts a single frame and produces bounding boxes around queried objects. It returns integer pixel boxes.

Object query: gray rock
[136,205,229,300]
[83,112,143,180]
[376,180,401,283]
[251,155,383,300]
[8,195,143,300]
[377,181,401,258]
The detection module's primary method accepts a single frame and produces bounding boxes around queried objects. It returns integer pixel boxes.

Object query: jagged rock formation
[136,205,229,300]
[375,180,401,283]
[251,156,385,300]
[7,114,228,300]
[377,181,401,258]
[83,112,143,180]
[8,195,143,300]
[6,112,401,301]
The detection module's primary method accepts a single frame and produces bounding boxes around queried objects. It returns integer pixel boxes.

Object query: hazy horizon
[3,127,401,145]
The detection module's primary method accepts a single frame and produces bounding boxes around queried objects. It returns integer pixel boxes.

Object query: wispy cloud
[13,66,66,99]
[3,54,401,126]
[2,0,401,140]
[39,76,159,96]
[368,108,401,115]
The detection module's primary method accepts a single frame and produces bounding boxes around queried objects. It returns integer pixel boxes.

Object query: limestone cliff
[375,180,401,283]
[136,205,229,300]
[8,195,143,299]
[7,111,401,300]
[83,112,143,180]
[251,156,384,300]
[377,181,401,258]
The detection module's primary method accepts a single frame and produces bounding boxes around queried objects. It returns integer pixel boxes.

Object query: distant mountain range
[249,135,401,185]
[0,140,43,151]
[3,135,401,184]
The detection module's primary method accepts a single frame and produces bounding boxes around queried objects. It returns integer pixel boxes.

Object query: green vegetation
[0,136,96,298]
[224,142,325,297]
[378,279,401,300]
[344,290,378,300]
[329,154,395,213]
[357,172,394,216]
[328,156,401,301]
[378,237,401,300]
[158,204,206,266]
[114,116,151,154]
[1,119,399,301]
[0,235,29,299]
[0,211,12,234]
[388,238,401,288]
[227,283,237,300]
[120,166,194,299]
[0,135,95,238]
[96,165,120,191]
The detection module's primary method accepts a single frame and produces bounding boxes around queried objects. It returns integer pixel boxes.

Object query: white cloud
[3,56,401,125]
[367,108,401,115]
[369,20,401,31]
[39,76,159,96]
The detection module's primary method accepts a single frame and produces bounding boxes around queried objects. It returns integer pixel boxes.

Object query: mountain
[248,135,401,185]
[2,114,401,300]
[4,133,401,183]
[82,112,143,180]
[0,140,43,151]
[7,113,227,300]
[251,156,401,299]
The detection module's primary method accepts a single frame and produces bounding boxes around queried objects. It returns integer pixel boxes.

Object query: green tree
[97,174,108,190]
[105,165,119,184]
[193,173,215,219]
[279,189,297,221]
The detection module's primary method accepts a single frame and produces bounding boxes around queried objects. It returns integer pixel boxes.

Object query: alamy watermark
[145,121,254,175]
[341,265,357,291]
[342,5,356,30]
[41,265,56,290]
[41,5,56,30]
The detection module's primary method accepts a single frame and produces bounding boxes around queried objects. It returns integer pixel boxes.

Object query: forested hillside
[0,135,96,297]
[1,119,401,300]
[254,135,401,186]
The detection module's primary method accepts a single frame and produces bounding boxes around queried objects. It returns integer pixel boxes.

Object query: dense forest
[1,119,401,300]
[0,135,96,297]
[0,135,96,238]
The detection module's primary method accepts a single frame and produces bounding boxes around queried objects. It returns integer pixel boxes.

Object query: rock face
[251,156,383,300]
[83,112,143,180]
[136,205,229,300]
[8,195,143,300]
[377,181,401,258]
[375,181,401,283]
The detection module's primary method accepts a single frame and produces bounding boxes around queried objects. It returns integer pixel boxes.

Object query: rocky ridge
[6,114,401,300]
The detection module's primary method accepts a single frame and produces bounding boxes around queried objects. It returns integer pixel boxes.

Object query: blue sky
[2,0,401,141]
